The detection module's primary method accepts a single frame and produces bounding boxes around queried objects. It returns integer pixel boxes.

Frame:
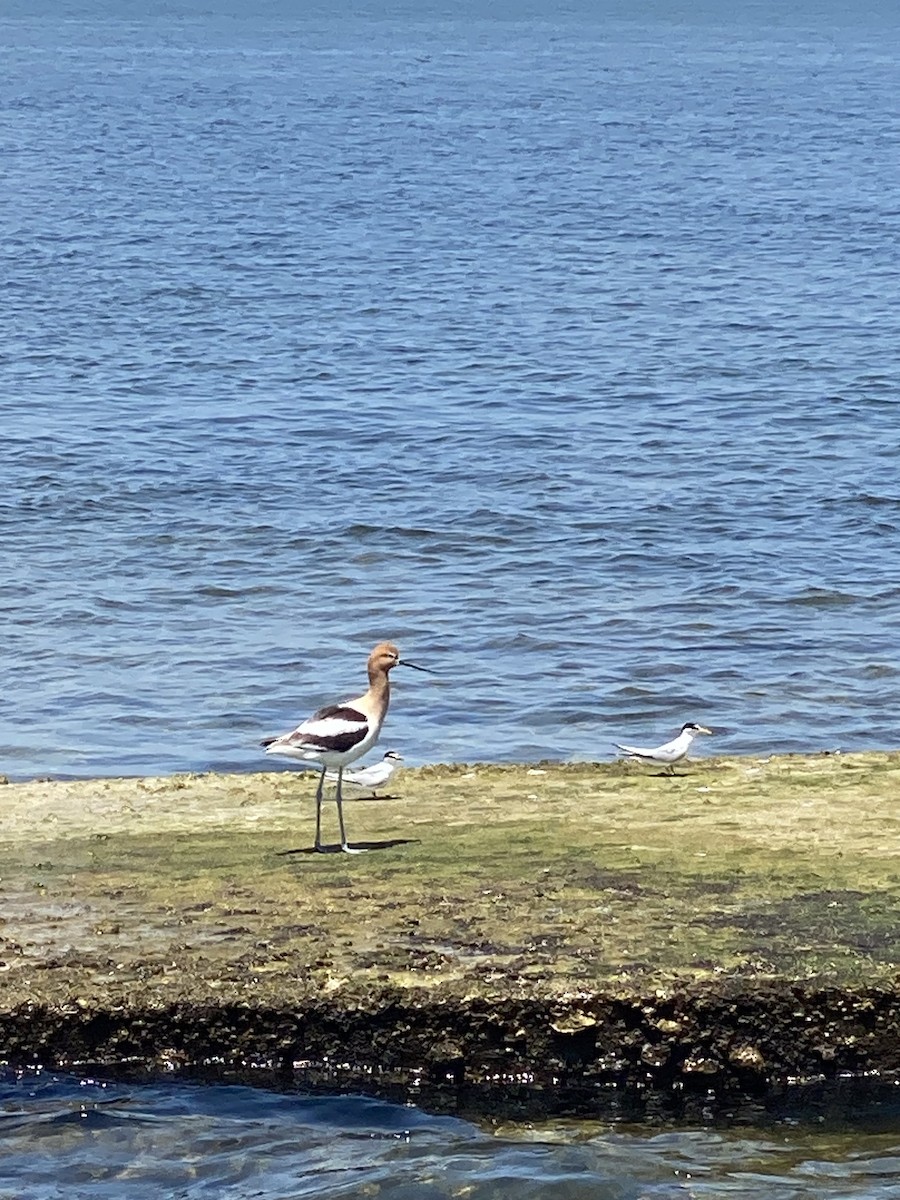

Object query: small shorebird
[327,750,404,797]
[261,642,429,852]
[614,722,713,774]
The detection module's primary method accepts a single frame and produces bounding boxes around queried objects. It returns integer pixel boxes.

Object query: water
[5,1071,900,1200]
[2,1,900,1177]
[2,0,900,779]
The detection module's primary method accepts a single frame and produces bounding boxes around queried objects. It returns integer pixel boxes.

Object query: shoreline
[1,752,899,1117]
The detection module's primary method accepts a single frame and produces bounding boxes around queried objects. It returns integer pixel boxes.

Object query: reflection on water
[3,1071,900,1199]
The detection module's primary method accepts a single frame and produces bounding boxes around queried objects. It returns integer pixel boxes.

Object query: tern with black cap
[614,722,713,774]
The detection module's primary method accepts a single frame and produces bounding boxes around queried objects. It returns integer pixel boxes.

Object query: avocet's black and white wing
[262,703,372,763]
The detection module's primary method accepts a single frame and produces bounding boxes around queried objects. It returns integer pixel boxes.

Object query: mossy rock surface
[1,753,899,1114]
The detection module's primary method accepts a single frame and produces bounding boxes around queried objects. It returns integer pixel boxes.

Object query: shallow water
[2,0,900,778]
[5,1072,900,1200]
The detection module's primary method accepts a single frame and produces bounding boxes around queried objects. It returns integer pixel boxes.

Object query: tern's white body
[614,722,713,773]
[327,750,403,794]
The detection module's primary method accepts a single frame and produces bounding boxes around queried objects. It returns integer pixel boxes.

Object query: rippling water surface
[2,0,900,779]
[5,1072,900,1199]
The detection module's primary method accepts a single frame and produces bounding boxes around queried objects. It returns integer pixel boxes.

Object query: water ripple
[2,0,900,777]
[3,1072,900,1199]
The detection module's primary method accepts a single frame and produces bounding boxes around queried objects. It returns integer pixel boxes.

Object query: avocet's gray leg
[314,767,326,851]
[336,768,364,854]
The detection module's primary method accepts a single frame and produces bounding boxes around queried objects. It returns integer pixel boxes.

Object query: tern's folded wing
[614,742,655,757]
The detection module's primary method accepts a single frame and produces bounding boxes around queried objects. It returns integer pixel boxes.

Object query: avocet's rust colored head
[366,641,432,680]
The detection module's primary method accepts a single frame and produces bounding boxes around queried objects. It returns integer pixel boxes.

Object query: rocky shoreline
[1,754,898,1116]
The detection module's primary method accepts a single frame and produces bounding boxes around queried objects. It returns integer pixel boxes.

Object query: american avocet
[261,642,429,852]
[327,749,404,797]
[614,722,713,774]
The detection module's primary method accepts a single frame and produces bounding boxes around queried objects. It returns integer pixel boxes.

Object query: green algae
[1,752,899,1005]
[0,753,899,1104]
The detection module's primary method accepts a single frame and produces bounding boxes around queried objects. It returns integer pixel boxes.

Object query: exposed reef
[1,753,899,1117]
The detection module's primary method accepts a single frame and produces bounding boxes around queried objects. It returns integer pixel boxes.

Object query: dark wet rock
[1,983,900,1118]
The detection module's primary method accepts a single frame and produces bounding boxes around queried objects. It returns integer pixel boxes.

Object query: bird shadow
[276,837,419,857]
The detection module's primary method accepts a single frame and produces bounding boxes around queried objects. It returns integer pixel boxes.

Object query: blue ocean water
[2,0,900,781]
[5,1071,900,1200]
